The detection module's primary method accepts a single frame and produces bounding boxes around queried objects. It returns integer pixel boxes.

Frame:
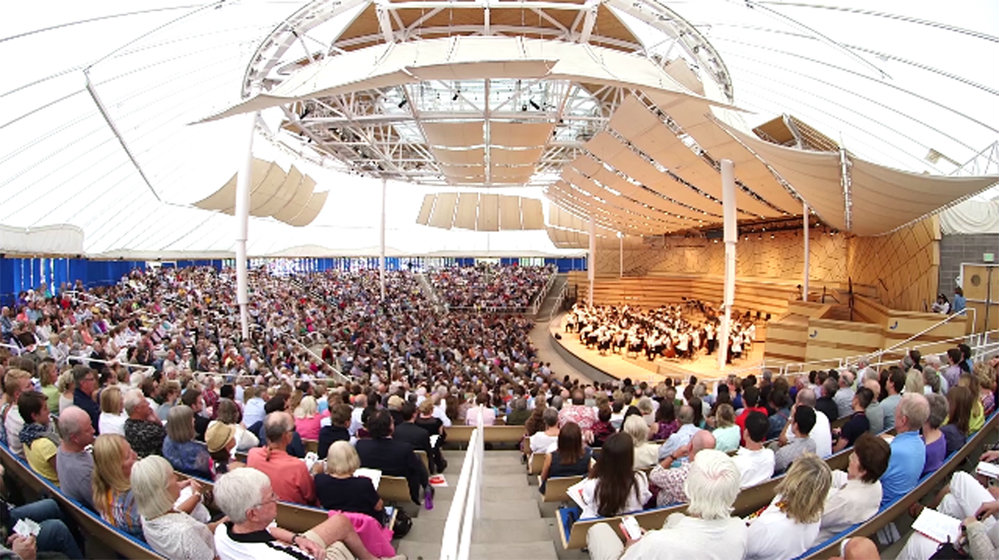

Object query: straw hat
[205,422,237,454]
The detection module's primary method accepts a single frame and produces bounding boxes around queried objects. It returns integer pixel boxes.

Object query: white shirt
[528,431,558,454]
[732,447,775,488]
[5,406,24,457]
[746,498,821,560]
[622,514,748,560]
[787,407,832,458]
[349,406,365,436]
[816,471,882,543]
[579,472,652,519]
[98,412,127,436]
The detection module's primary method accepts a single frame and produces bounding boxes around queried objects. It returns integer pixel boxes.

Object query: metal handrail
[440,406,484,560]
[290,339,351,385]
[529,273,558,316]
[847,308,976,367]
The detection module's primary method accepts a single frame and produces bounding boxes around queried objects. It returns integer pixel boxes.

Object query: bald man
[55,406,96,509]
[649,429,717,506]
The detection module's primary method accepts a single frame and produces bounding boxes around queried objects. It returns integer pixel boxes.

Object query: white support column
[234,112,257,342]
[718,159,737,370]
[618,231,623,278]
[588,215,596,305]
[380,177,387,301]
[802,202,810,302]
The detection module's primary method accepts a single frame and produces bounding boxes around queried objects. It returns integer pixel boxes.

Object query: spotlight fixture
[397,99,407,108]
[452,92,460,101]
[529,100,541,110]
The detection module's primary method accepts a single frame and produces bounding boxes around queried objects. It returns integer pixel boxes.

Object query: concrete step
[395,540,440,560]
[403,519,447,543]
[471,519,552,544]
[479,499,541,520]
[470,542,559,560]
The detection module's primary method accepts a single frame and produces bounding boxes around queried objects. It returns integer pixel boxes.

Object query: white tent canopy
[1,1,997,257]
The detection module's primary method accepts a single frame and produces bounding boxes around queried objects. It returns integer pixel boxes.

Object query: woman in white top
[528,407,560,455]
[56,371,75,415]
[98,386,127,436]
[623,415,659,471]
[746,453,832,560]
[131,455,219,560]
[579,432,652,519]
[213,398,259,452]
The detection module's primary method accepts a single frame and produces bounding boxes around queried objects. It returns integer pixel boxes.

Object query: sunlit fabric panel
[491,147,544,166]
[454,192,479,229]
[428,192,458,228]
[498,196,522,229]
[286,191,328,227]
[477,194,500,231]
[422,122,484,147]
[416,194,435,225]
[431,148,485,165]
[273,175,317,223]
[248,164,289,216]
[490,122,553,148]
[521,198,545,230]
[255,166,303,217]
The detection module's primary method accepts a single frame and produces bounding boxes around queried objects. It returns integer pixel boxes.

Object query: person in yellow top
[18,390,60,484]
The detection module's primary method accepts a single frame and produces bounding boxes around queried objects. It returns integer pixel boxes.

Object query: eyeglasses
[252,491,279,509]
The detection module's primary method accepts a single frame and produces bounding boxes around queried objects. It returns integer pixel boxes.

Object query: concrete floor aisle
[395,450,560,560]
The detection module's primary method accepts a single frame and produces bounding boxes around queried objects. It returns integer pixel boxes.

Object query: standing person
[56,406,97,509]
[586,449,747,560]
[951,287,966,314]
[745,454,832,560]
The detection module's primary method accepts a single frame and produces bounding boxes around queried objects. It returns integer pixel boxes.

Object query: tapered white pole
[235,112,257,341]
[802,202,810,302]
[380,177,387,301]
[618,232,623,278]
[718,159,736,370]
[588,214,596,305]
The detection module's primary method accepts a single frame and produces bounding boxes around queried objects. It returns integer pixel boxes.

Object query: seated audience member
[318,402,352,460]
[316,441,386,525]
[880,393,930,507]
[98,386,126,436]
[591,406,615,448]
[921,393,949,476]
[765,389,792,440]
[975,361,996,417]
[506,397,530,426]
[649,429,715,506]
[413,398,448,473]
[528,407,560,456]
[57,370,76,415]
[18,391,60,484]
[657,405,698,463]
[212,467,404,560]
[833,371,856,418]
[862,379,885,434]
[732,411,775,488]
[123,388,167,459]
[586,449,747,560]
[205,422,240,475]
[815,377,840,423]
[163,404,212,479]
[941,386,974,455]
[72,366,100,432]
[3,368,34,457]
[578,432,651,519]
[898,470,998,559]
[623,415,659,471]
[958,372,986,433]
[181,387,211,442]
[247,412,316,506]
[241,386,266,429]
[254,395,306,458]
[464,393,496,426]
[816,433,891,543]
[774,405,816,474]
[881,368,905,430]
[559,389,598,433]
[393,402,432,461]
[214,398,259,452]
[734,386,767,440]
[0,488,84,559]
[745,454,832,560]
[781,388,832,458]
[355,409,429,505]
[649,401,678,441]
[92,434,143,538]
[711,404,740,453]
[831,387,872,452]
[56,406,97,509]
[540,422,592,493]
[131,455,217,560]
[293,395,322,441]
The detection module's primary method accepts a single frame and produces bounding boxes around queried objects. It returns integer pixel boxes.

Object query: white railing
[67,355,155,376]
[440,405,485,560]
[845,308,977,368]
[63,290,113,306]
[528,273,558,316]
[289,339,351,385]
[547,282,569,324]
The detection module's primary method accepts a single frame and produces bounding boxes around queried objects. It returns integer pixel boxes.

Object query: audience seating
[445,425,525,448]
[798,411,999,559]
[414,450,430,473]
[377,475,416,504]
[303,439,319,455]
[527,453,546,475]
[539,475,584,503]
[0,443,167,559]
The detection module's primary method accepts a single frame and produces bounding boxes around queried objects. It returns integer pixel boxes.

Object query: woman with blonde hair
[294,395,322,440]
[38,360,60,416]
[712,403,740,453]
[746,453,832,560]
[56,370,75,415]
[973,361,995,417]
[98,385,126,435]
[315,441,386,524]
[131,455,217,560]
[623,414,659,471]
[904,369,924,395]
[92,434,142,538]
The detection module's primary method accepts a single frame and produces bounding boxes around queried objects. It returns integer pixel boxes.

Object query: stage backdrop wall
[592,216,939,312]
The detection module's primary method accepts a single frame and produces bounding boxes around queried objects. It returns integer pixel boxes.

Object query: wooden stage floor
[546,313,767,384]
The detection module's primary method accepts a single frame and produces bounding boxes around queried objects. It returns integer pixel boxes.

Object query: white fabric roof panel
[477,194,500,231]
[491,148,544,166]
[255,165,303,218]
[521,198,545,230]
[490,122,553,148]
[286,190,329,227]
[272,175,317,223]
[562,168,671,227]
[428,192,458,229]
[423,122,484,147]
[586,165,704,223]
[551,181,666,234]
[431,148,485,166]
[454,192,479,230]
[499,196,523,229]
[248,164,290,216]
[416,194,435,225]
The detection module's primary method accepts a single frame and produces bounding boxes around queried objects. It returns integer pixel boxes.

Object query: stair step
[471,519,552,543]
[479,499,541,520]
[470,542,559,560]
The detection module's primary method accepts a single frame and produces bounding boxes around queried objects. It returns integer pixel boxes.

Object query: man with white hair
[833,371,856,418]
[586,449,747,560]
[212,467,404,560]
[55,406,96,509]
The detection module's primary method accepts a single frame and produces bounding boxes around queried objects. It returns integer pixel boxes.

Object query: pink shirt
[295,415,321,440]
[246,448,315,506]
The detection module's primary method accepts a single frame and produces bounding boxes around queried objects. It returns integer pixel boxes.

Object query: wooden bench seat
[445,425,525,448]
